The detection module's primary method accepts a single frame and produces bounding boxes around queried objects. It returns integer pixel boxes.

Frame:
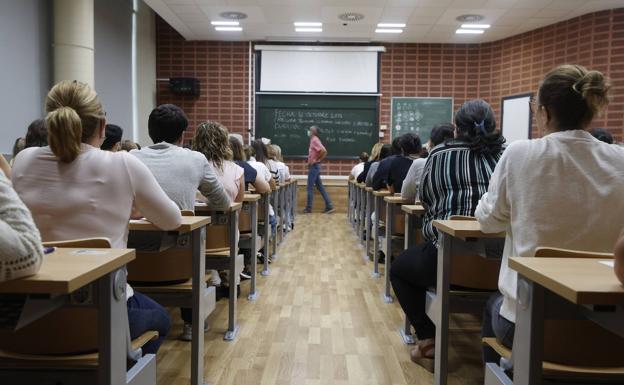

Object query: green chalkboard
[391,97,453,141]
[256,95,379,159]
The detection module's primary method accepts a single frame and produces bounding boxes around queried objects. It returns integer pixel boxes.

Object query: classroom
[0,1,623,385]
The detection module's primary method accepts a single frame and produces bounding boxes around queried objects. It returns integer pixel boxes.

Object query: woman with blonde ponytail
[477,65,624,364]
[11,80,183,355]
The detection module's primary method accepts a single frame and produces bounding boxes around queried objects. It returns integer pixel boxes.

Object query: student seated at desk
[475,65,624,363]
[24,118,48,149]
[371,136,402,191]
[387,133,422,194]
[100,124,123,152]
[229,136,270,193]
[589,127,614,144]
[11,80,182,355]
[349,151,368,181]
[390,99,504,371]
[268,144,291,183]
[248,140,277,231]
[365,143,391,188]
[357,143,383,184]
[616,229,624,284]
[401,123,454,202]
[0,172,42,282]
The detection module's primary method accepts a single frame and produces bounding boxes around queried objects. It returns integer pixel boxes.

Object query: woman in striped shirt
[390,99,505,372]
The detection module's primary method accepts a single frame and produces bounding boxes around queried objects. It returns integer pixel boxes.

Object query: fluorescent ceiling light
[377,23,406,28]
[461,24,490,29]
[294,22,322,27]
[456,28,484,34]
[215,26,243,31]
[296,27,322,32]
[211,21,239,26]
[375,28,403,33]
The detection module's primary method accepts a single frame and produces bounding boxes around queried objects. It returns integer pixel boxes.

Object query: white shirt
[350,162,365,179]
[400,158,427,203]
[248,159,275,216]
[475,130,624,322]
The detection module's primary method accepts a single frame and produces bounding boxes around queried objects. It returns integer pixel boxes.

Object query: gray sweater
[0,172,43,282]
[131,143,230,211]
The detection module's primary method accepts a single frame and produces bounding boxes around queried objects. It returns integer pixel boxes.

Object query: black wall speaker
[169,77,200,96]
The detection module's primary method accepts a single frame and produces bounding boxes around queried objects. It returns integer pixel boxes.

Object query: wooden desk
[431,220,505,385]
[0,248,148,385]
[371,190,391,278]
[486,257,624,385]
[382,196,411,303]
[129,216,211,385]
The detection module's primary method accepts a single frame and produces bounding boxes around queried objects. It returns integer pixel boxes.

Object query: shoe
[240,268,251,280]
[179,322,209,341]
[377,251,386,264]
[303,209,312,214]
[323,207,335,214]
[216,284,241,300]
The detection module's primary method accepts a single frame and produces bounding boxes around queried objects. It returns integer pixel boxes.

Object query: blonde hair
[369,143,383,161]
[45,80,104,163]
[539,65,611,130]
[192,121,233,170]
[270,144,284,162]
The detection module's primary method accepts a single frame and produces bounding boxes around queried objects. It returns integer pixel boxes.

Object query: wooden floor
[157,213,484,385]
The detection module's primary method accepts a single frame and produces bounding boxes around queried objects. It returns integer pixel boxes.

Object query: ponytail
[44,80,104,163]
[47,106,83,163]
[455,99,505,156]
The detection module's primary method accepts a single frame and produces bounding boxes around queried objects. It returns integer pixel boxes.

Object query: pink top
[12,145,182,249]
[308,136,326,164]
[209,160,244,201]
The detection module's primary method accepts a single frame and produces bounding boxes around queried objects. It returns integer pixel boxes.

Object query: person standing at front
[304,126,334,213]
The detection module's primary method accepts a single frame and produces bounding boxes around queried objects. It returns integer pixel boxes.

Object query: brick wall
[156,8,624,175]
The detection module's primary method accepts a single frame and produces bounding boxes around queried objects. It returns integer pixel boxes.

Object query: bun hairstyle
[192,121,233,170]
[454,99,505,156]
[45,80,104,163]
[538,65,611,130]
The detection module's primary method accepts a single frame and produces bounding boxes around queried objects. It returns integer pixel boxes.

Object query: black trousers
[390,240,438,340]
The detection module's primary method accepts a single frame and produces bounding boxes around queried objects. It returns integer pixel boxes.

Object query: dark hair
[251,139,269,163]
[229,136,246,161]
[454,99,504,156]
[101,124,123,150]
[430,123,455,147]
[589,127,614,144]
[359,152,369,162]
[12,137,25,159]
[379,144,392,160]
[390,136,402,155]
[244,144,254,160]
[538,65,610,131]
[399,132,422,155]
[148,104,188,144]
[25,119,48,148]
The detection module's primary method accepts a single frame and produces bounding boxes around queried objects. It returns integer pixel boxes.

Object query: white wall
[0,0,51,153]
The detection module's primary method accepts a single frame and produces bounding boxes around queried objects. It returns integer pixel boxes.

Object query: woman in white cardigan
[476,65,624,363]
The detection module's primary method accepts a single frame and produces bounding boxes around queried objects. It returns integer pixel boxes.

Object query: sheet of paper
[599,260,614,268]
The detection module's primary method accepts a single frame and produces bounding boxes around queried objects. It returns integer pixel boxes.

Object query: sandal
[410,339,435,373]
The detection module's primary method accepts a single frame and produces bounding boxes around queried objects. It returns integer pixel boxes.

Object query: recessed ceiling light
[461,24,490,29]
[456,14,484,22]
[211,21,239,26]
[215,26,243,32]
[456,28,484,34]
[294,22,322,27]
[296,27,322,32]
[375,28,403,34]
[377,23,406,28]
[219,11,247,20]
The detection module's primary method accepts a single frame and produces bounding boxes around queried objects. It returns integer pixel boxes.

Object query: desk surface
[432,220,505,239]
[243,193,261,202]
[402,204,425,215]
[194,202,243,213]
[0,248,135,294]
[129,216,211,233]
[384,196,411,204]
[509,257,624,305]
[373,190,391,197]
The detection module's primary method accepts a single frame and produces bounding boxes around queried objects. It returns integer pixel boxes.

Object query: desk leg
[278,189,284,245]
[383,201,393,303]
[248,201,259,301]
[372,196,381,278]
[364,192,372,261]
[272,191,278,260]
[98,269,127,385]
[225,210,240,341]
[262,195,271,276]
[358,188,365,243]
[399,212,416,344]
[513,275,544,385]
[191,227,207,385]
[434,233,452,385]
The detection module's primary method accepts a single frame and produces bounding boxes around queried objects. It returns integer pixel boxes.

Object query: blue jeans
[306,163,333,211]
[482,292,515,363]
[127,291,171,355]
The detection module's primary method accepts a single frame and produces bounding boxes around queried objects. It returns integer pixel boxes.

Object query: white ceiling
[144,0,624,43]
